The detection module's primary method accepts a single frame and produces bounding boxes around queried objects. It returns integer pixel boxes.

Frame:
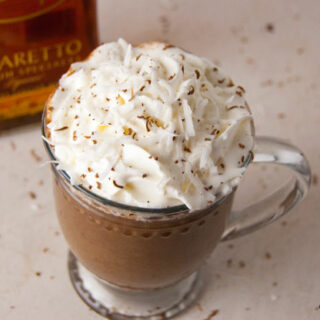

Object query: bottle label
[0,39,83,92]
[0,0,95,121]
[0,0,66,24]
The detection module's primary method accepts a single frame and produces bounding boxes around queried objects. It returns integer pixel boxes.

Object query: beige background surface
[1,0,320,319]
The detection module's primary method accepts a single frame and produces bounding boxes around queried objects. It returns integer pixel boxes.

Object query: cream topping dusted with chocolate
[46,39,254,210]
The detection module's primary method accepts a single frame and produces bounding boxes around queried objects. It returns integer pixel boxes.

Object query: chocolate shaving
[30,149,42,162]
[239,143,245,149]
[136,54,142,61]
[184,146,192,153]
[29,191,36,199]
[213,67,218,72]
[55,126,68,131]
[227,79,234,87]
[142,173,148,178]
[188,86,195,95]
[113,180,124,189]
[163,44,175,50]
[195,69,200,79]
[146,119,151,132]
[265,23,274,32]
[237,85,246,93]
[204,309,219,319]
[181,65,185,73]
[96,182,101,189]
[218,79,225,84]
[139,85,145,92]
[211,129,220,135]
[168,74,176,80]
[180,53,185,60]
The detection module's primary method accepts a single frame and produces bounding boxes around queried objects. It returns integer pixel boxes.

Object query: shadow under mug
[43,112,311,320]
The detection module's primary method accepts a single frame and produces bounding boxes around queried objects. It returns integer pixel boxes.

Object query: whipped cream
[46,39,254,210]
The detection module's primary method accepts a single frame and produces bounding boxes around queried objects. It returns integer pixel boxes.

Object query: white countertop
[1,0,320,319]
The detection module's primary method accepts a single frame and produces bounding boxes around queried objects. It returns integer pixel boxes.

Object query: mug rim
[42,104,253,215]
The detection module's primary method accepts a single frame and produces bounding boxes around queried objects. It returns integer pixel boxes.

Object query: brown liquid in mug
[53,168,234,290]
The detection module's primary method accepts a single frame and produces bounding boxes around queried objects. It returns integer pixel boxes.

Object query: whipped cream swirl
[46,39,254,210]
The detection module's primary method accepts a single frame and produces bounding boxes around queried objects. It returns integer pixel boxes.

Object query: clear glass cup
[42,107,311,320]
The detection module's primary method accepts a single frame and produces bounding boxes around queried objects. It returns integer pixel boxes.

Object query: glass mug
[42,106,311,320]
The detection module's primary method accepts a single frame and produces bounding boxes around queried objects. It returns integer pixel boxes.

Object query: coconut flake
[182,99,195,139]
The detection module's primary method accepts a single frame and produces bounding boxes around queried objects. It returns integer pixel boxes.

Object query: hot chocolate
[53,167,234,289]
[43,39,257,318]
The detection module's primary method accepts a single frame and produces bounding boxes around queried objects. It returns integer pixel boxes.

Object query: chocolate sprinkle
[204,309,219,320]
[113,180,124,189]
[55,126,68,131]
[188,86,195,95]
[163,44,175,50]
[227,79,234,87]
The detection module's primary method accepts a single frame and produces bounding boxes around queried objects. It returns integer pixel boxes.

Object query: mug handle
[221,136,311,241]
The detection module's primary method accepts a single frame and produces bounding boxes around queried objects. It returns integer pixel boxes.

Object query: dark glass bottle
[0,0,98,131]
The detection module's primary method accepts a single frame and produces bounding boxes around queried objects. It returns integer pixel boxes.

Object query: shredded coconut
[46,39,254,210]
